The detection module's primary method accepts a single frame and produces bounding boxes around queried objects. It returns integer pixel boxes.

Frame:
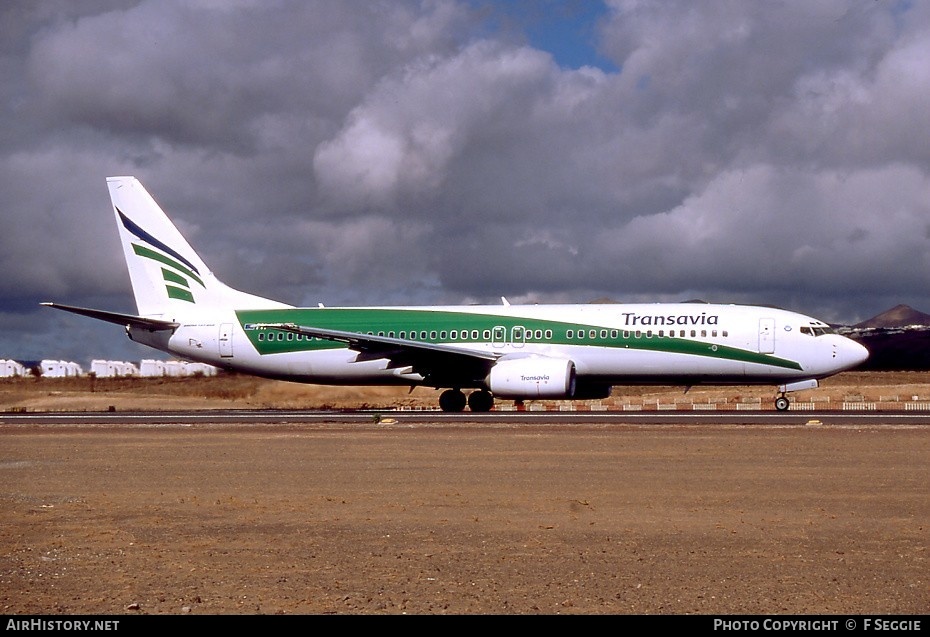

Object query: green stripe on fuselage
[236,308,802,370]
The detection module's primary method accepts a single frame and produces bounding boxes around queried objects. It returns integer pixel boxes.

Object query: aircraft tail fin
[106,176,290,317]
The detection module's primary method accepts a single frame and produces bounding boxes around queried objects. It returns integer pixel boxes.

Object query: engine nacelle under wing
[487,357,576,399]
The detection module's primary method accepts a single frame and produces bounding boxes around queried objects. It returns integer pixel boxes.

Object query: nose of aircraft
[839,336,870,370]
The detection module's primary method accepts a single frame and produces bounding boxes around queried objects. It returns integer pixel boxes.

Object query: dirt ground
[0,372,928,615]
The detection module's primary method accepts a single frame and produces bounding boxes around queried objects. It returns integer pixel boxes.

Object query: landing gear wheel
[439,389,467,412]
[774,396,790,411]
[467,390,494,412]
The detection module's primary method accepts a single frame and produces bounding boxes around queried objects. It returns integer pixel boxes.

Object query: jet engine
[487,357,576,399]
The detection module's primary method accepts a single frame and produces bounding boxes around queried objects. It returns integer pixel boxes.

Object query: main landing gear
[438,389,495,412]
[774,394,790,411]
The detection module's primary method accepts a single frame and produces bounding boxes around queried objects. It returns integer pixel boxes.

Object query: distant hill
[854,304,930,329]
[847,304,930,371]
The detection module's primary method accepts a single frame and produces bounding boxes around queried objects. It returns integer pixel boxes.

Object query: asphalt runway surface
[5,408,930,426]
[1,410,927,615]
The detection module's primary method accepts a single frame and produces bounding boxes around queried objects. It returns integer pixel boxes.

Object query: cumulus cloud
[314,41,558,211]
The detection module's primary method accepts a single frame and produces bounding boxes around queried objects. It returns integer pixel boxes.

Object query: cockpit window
[800,325,835,337]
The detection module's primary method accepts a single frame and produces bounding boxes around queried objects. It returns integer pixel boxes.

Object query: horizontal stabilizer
[41,302,178,332]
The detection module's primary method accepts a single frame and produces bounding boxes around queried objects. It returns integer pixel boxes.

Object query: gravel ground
[0,419,927,615]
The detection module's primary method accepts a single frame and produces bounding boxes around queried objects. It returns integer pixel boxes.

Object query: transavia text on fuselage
[622,312,719,327]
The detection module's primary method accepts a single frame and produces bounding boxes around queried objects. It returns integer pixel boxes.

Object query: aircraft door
[492,325,506,348]
[758,318,775,354]
[219,323,234,358]
[510,325,526,348]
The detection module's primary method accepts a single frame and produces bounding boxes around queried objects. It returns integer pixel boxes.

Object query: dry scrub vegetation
[2,370,929,412]
[0,374,429,412]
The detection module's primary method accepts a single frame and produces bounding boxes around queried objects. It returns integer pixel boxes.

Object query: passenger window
[567,329,574,338]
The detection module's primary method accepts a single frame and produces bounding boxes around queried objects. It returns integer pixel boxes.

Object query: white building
[0,359,27,377]
[8,358,218,378]
[139,359,167,377]
[183,362,218,377]
[90,360,139,378]
[139,359,218,377]
[40,360,83,378]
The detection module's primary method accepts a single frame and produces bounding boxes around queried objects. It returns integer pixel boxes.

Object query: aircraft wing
[41,302,179,332]
[254,322,500,385]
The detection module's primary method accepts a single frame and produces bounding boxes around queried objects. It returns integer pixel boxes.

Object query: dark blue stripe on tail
[117,208,200,275]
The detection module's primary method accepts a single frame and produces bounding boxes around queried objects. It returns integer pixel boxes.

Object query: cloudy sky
[3,0,930,365]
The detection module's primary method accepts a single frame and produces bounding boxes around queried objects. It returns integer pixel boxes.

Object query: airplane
[43,176,870,412]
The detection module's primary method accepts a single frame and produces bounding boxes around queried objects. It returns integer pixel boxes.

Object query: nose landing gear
[774,379,818,411]
[774,394,790,411]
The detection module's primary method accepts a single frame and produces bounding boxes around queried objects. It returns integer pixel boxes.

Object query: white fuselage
[129,302,869,390]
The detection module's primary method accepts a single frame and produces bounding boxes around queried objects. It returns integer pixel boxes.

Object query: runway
[3,407,930,427]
